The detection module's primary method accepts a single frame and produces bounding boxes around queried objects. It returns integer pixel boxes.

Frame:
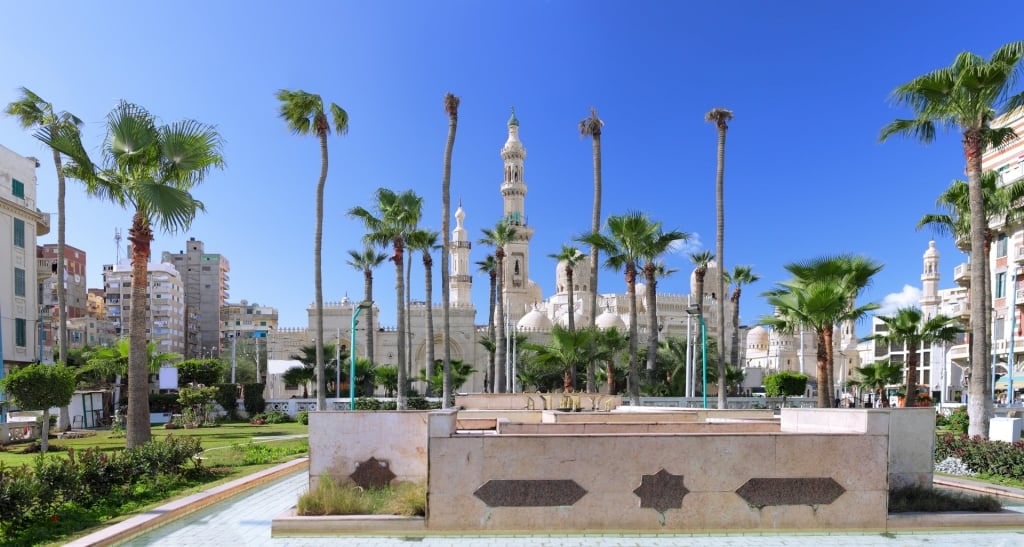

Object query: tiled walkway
[120,470,1024,547]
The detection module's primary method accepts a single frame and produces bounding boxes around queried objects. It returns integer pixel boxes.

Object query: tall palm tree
[409,230,440,391]
[579,211,663,405]
[349,188,423,409]
[6,87,83,431]
[346,247,388,365]
[880,40,1024,437]
[641,231,689,386]
[689,250,715,395]
[37,101,223,447]
[724,265,760,370]
[440,93,460,408]
[479,222,518,393]
[850,361,903,408]
[706,107,733,409]
[863,307,963,407]
[579,108,604,328]
[476,255,498,392]
[550,245,583,390]
[275,89,348,412]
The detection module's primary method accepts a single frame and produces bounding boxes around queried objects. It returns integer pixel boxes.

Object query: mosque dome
[555,253,591,294]
[746,326,769,349]
[518,306,552,331]
[595,309,627,330]
[556,307,587,328]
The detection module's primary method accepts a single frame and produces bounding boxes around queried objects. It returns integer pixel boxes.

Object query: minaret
[500,108,535,322]
[449,202,472,307]
[921,240,940,319]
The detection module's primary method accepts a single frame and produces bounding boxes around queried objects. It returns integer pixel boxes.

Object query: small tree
[177,359,225,386]
[0,364,76,452]
[764,371,808,407]
[177,386,219,427]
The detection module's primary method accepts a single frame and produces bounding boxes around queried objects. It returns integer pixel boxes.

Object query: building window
[997,233,1009,258]
[15,318,27,347]
[13,218,25,247]
[14,268,25,297]
[11,179,25,198]
[996,272,1007,298]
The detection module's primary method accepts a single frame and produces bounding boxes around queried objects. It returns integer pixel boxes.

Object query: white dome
[595,309,626,330]
[556,307,587,328]
[518,307,552,331]
[746,326,769,348]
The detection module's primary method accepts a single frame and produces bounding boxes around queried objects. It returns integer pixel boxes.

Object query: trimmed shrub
[936,434,1024,481]
[297,411,309,425]
[213,384,240,420]
[242,383,266,415]
[946,406,969,435]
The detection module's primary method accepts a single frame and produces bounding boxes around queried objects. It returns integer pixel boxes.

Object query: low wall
[496,420,781,435]
[0,422,41,445]
[455,393,622,411]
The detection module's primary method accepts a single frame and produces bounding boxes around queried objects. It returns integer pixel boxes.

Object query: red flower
[50,515,59,522]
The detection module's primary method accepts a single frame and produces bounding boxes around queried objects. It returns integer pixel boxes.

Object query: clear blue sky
[2,0,1022,335]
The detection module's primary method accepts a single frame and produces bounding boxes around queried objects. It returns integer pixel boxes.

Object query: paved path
[120,470,1024,547]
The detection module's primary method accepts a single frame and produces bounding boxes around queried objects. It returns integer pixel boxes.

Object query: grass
[298,477,426,517]
[888,485,1003,513]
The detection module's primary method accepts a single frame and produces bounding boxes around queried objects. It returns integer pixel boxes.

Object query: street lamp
[350,301,373,410]
[686,304,708,409]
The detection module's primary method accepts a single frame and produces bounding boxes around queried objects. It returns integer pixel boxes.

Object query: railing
[953,262,971,283]
[1017,288,1024,303]
[1014,246,1024,264]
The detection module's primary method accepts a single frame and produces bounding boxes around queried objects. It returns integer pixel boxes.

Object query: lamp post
[686,305,708,409]
[350,301,373,410]
[1009,267,1018,405]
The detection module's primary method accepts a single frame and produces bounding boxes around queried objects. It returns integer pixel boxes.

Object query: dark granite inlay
[473,479,587,507]
[349,457,396,489]
[735,477,845,508]
[632,469,689,513]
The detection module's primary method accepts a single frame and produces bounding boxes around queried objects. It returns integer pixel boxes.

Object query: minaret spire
[500,109,535,322]
[449,203,472,306]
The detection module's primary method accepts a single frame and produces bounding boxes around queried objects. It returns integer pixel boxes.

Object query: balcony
[947,301,970,319]
[953,262,972,286]
[1015,246,1024,265]
[36,211,50,236]
[1018,289,1024,304]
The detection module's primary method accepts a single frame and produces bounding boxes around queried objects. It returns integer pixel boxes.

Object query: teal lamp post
[686,305,708,409]
[350,301,373,410]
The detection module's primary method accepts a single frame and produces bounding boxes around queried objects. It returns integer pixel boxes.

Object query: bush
[242,383,266,415]
[946,406,969,435]
[889,485,1001,512]
[249,410,292,424]
[297,411,309,425]
[149,392,181,413]
[297,477,425,516]
[936,434,1024,481]
[213,384,240,420]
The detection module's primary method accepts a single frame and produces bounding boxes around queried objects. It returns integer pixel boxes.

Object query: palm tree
[689,250,715,395]
[579,108,604,329]
[37,101,223,448]
[6,87,83,431]
[850,361,903,408]
[863,307,963,407]
[275,89,348,413]
[594,326,628,394]
[523,325,599,393]
[479,222,518,393]
[724,265,760,370]
[476,255,498,392]
[409,229,440,390]
[418,358,474,397]
[550,245,584,333]
[641,231,688,386]
[579,211,663,405]
[80,338,181,410]
[706,107,733,409]
[880,41,1024,437]
[349,188,423,410]
[346,247,388,366]
[440,93,460,408]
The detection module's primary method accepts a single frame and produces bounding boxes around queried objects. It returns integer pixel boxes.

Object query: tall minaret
[921,240,941,320]
[500,108,535,322]
[449,202,472,307]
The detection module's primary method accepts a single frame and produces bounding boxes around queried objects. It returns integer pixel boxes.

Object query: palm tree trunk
[731,290,741,372]
[715,123,728,410]
[627,263,640,405]
[589,132,602,329]
[424,253,435,399]
[126,211,153,448]
[822,326,835,408]
[567,269,577,391]
[406,256,413,387]
[364,269,375,367]
[314,132,328,411]
[694,273,706,397]
[487,273,497,392]
[964,131,993,438]
[53,145,71,432]
[906,341,919,407]
[645,268,659,386]
[441,98,458,408]
[815,329,829,408]
[495,255,507,393]
[395,243,407,410]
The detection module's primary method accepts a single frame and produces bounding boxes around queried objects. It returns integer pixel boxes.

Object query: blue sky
[2,1,1022,335]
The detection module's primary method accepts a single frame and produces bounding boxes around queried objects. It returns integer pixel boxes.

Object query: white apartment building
[102,261,187,354]
[1,145,49,374]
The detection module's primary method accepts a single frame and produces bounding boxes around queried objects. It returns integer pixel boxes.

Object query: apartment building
[161,238,230,359]
[102,261,186,354]
[67,316,118,349]
[1,145,49,371]
[36,243,89,357]
[87,288,106,319]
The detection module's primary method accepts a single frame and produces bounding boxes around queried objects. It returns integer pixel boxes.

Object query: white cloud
[669,232,703,257]
[876,285,921,316]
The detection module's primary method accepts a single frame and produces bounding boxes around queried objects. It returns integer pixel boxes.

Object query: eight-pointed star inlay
[633,469,689,513]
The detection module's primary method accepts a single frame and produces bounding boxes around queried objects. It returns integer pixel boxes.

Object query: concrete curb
[934,475,1024,500]
[65,457,309,547]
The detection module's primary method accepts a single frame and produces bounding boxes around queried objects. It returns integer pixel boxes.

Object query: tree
[349,188,424,409]
[409,229,440,389]
[440,93,460,408]
[880,40,1024,437]
[282,366,315,398]
[523,325,599,393]
[82,338,181,410]
[594,326,628,394]
[850,361,903,408]
[579,212,666,405]
[764,371,809,407]
[579,107,604,330]
[476,255,498,392]
[706,107,733,410]
[689,250,715,394]
[550,245,583,389]
[418,359,474,398]
[275,89,348,413]
[862,307,963,406]
[724,265,760,369]
[176,359,225,386]
[37,102,223,447]
[5,88,83,430]
[346,247,388,365]
[641,230,688,386]
[479,221,518,393]
[289,342,338,397]
[0,363,75,453]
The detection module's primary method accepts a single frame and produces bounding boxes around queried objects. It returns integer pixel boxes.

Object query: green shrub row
[250,410,292,424]
[353,397,441,411]
[935,406,969,434]
[936,434,1024,481]
[0,436,204,539]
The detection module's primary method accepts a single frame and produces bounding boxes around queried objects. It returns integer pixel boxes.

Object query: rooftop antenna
[114,227,123,263]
